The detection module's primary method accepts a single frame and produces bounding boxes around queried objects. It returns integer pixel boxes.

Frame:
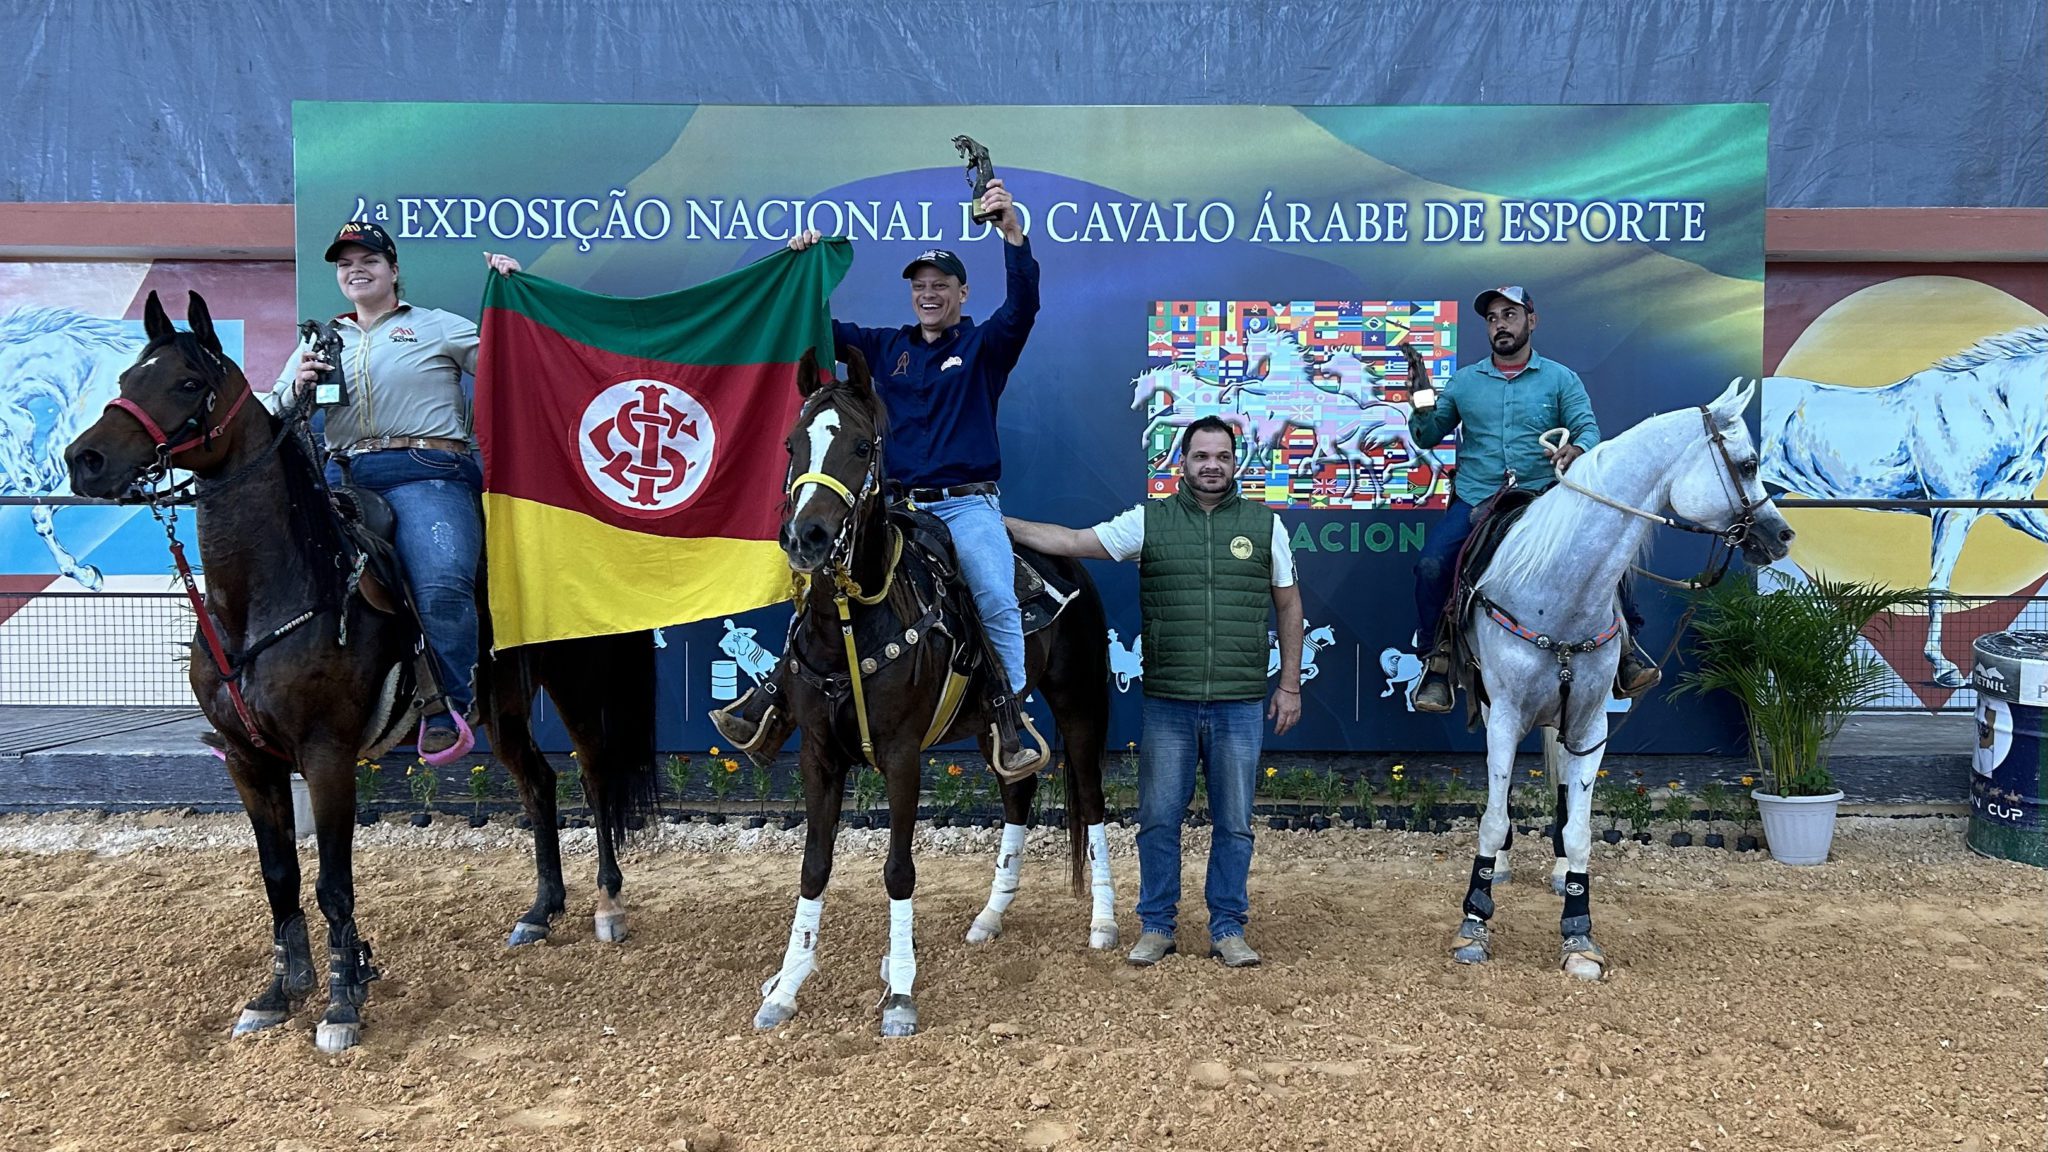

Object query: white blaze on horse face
[791,407,842,520]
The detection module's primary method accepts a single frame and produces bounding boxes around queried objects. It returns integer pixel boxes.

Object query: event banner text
[344,191,1713,254]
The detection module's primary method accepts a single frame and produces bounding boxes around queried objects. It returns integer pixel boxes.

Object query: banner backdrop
[293,102,1766,753]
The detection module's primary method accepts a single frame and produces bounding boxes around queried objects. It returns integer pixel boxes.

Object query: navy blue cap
[902,249,967,284]
[324,220,397,263]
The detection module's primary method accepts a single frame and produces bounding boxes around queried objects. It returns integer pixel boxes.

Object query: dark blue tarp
[5,1,2042,208]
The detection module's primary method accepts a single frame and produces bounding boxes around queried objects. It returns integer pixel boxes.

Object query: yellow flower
[470,765,486,776]
[1528,768,1544,779]
[724,760,739,774]
[405,764,416,776]
[1391,763,1404,772]
[570,751,579,760]
[709,746,722,757]
[1264,766,1278,779]
[947,763,962,777]
[1126,741,1136,751]
[1667,781,1681,791]
[1597,769,1609,778]
[1740,775,1754,786]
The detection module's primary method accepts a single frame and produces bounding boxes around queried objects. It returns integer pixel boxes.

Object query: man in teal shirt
[1408,285,1656,713]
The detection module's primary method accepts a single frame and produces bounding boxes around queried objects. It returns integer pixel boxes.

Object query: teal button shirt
[1408,350,1602,507]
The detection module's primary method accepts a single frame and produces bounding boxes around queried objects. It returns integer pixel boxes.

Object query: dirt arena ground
[0,812,2040,1152]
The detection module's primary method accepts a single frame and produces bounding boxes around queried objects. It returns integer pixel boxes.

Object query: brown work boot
[1614,637,1662,699]
[989,696,1046,784]
[1413,640,1456,714]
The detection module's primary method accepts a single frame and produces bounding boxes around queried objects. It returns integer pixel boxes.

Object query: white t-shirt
[1090,504,1297,587]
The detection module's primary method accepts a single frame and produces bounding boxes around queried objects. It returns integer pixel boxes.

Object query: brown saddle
[892,505,1077,637]
[328,485,407,617]
[1441,484,1540,730]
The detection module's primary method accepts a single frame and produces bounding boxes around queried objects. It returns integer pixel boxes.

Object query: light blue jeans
[1135,696,1265,942]
[926,493,1026,694]
[327,449,483,716]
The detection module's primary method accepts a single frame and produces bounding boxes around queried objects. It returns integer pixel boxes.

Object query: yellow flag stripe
[485,493,791,650]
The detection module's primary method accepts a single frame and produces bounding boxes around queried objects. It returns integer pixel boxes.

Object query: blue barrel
[710,660,740,702]
[1968,632,2048,867]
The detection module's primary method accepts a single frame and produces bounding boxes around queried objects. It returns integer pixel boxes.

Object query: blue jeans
[927,493,1026,694]
[327,449,484,714]
[1412,497,1644,644]
[1135,696,1264,942]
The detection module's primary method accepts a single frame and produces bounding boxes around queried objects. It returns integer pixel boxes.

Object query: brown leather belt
[340,436,471,457]
[896,481,999,504]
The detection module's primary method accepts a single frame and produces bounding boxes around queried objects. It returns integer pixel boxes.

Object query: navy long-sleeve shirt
[831,236,1040,489]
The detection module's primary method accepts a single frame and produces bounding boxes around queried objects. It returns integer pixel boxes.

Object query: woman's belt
[339,436,471,457]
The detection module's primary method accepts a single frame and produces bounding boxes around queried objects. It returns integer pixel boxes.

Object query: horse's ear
[142,291,172,343]
[842,345,874,395]
[1707,377,1750,426]
[186,291,222,354]
[797,348,826,397]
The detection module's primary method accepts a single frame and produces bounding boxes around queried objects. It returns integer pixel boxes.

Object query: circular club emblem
[578,378,715,516]
[1229,534,1254,560]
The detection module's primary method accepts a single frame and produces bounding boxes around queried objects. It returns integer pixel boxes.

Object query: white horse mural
[1761,325,2048,687]
[717,617,780,687]
[1379,646,1425,711]
[1106,628,1143,692]
[0,306,147,590]
[1267,621,1335,682]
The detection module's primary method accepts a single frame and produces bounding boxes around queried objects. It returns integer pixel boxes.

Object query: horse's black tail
[536,631,660,855]
[591,631,660,854]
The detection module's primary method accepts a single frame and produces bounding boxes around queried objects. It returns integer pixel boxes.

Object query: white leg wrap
[760,895,823,1006]
[880,896,917,996]
[968,824,1027,942]
[1088,823,1115,921]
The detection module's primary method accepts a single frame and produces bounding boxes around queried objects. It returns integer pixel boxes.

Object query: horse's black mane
[160,331,352,607]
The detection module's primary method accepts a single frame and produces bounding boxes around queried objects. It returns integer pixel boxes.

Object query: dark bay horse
[752,349,1115,1038]
[63,291,656,1053]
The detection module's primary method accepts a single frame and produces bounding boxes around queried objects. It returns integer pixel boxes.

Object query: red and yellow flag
[475,243,851,649]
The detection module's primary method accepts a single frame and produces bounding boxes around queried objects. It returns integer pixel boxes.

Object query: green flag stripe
[480,239,852,365]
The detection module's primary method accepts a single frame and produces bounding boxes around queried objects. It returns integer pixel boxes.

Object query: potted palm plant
[1681,574,1923,866]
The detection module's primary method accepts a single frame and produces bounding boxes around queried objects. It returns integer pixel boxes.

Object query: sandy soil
[0,812,2040,1152]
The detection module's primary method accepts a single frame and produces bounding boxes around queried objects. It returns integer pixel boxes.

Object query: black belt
[895,481,999,504]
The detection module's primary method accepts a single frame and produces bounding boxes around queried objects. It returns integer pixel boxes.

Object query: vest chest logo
[1229,534,1254,560]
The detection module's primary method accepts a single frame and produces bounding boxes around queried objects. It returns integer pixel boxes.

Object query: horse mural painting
[1446,380,1793,980]
[1761,326,2048,687]
[63,292,658,1053]
[752,349,1115,1038]
[0,306,148,589]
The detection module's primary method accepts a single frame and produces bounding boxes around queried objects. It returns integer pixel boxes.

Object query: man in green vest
[1006,416,1301,969]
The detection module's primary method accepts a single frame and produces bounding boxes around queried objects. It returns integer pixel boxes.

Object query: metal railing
[0,591,194,706]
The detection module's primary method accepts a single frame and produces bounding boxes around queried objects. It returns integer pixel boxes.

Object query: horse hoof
[1563,954,1606,982]
[753,999,798,1031]
[965,913,1003,944]
[232,1007,288,1038]
[1089,919,1119,951]
[315,1020,361,1054]
[879,994,918,1038]
[594,911,628,944]
[506,920,550,948]
[1451,918,1492,965]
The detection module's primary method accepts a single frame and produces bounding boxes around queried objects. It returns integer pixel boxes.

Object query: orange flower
[947,763,963,777]
[724,760,739,774]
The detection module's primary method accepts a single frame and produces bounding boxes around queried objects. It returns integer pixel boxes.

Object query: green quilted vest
[1139,489,1277,701]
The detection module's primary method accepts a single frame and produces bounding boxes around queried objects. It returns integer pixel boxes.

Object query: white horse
[1761,326,2048,687]
[1268,621,1334,681]
[0,306,145,590]
[1449,380,1793,980]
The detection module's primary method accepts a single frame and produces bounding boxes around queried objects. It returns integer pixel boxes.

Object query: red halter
[104,377,253,459]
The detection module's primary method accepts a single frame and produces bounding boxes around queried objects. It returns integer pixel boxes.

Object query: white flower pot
[1753,788,1842,866]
